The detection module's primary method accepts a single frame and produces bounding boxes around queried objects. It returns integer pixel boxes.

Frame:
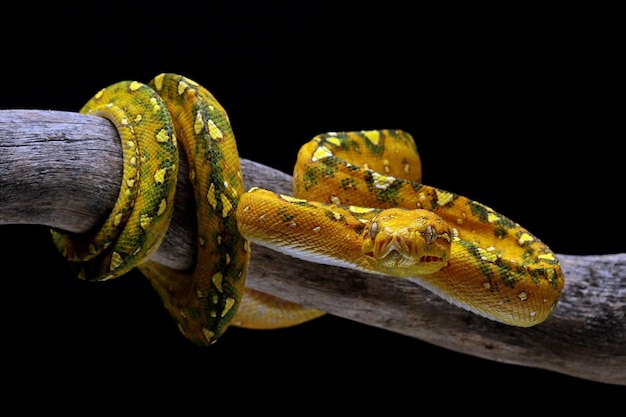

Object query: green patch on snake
[302,167,320,190]
[276,207,297,225]
[459,239,496,281]
[468,201,517,234]
[467,200,492,223]
[323,209,348,225]
[281,196,318,209]
[496,261,526,289]
[353,223,366,235]
[493,215,518,233]
[363,171,402,204]
[340,177,359,191]
[359,133,386,155]
[320,133,361,153]
[405,182,453,211]
[526,267,550,286]
[302,158,341,191]
[493,225,511,240]
[520,247,541,264]
[544,267,563,291]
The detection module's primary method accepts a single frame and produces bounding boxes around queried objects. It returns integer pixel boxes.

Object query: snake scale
[51,73,564,346]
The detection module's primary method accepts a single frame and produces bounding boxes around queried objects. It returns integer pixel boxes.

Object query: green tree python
[51,73,564,346]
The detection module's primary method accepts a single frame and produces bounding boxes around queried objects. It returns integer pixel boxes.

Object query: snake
[51,73,564,346]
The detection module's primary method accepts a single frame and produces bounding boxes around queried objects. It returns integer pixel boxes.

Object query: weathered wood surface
[1,109,624,385]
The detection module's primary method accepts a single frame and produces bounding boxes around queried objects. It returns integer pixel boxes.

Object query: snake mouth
[364,231,449,276]
[420,255,443,263]
[371,236,444,264]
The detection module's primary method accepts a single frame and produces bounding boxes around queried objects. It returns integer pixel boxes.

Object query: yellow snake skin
[51,80,179,281]
[53,74,249,345]
[237,130,564,327]
[53,75,564,347]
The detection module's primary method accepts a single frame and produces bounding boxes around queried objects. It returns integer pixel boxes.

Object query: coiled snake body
[52,74,564,346]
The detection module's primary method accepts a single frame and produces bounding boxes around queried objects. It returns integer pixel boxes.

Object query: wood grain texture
[1,109,624,385]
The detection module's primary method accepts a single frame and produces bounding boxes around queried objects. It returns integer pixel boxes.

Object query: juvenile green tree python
[51,73,564,346]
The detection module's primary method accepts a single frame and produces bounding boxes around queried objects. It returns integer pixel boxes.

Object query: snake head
[362,208,451,277]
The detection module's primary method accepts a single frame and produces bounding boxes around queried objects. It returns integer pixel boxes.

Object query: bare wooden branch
[1,109,624,385]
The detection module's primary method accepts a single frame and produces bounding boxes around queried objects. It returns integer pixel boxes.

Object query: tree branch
[1,109,624,385]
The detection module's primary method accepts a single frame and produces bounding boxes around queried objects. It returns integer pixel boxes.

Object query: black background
[1,1,624,408]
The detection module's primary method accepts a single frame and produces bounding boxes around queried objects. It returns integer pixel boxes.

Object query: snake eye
[369,221,379,240]
[423,224,437,245]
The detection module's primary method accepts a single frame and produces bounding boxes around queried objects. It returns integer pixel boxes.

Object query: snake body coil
[53,74,249,345]
[238,131,564,327]
[52,74,564,346]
